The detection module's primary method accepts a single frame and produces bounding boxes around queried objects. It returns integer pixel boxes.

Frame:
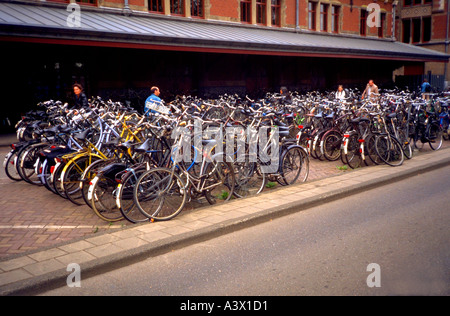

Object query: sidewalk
[1,146,449,295]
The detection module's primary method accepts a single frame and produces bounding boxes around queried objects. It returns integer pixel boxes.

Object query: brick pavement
[0,139,448,259]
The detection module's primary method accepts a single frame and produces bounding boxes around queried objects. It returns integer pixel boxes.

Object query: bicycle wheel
[89,173,124,222]
[233,157,266,198]
[117,166,150,223]
[134,168,187,221]
[279,146,305,185]
[396,128,413,159]
[322,131,342,161]
[428,124,443,151]
[365,133,382,165]
[345,133,362,169]
[4,150,22,181]
[375,135,404,167]
[17,143,47,185]
[52,161,68,199]
[62,156,97,205]
[80,159,112,208]
[203,161,235,205]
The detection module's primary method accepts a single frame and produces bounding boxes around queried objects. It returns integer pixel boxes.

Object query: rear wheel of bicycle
[4,151,22,181]
[118,166,150,223]
[280,146,306,185]
[322,131,342,161]
[62,156,96,205]
[17,143,47,185]
[80,159,112,208]
[375,135,404,167]
[52,162,68,199]
[203,162,235,205]
[346,134,362,169]
[428,124,443,151]
[365,134,382,165]
[233,157,266,198]
[134,168,187,221]
[90,174,124,222]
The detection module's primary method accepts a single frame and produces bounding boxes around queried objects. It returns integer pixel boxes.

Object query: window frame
[320,3,328,32]
[308,1,317,31]
[241,0,252,24]
[331,5,340,34]
[148,0,164,14]
[271,0,281,27]
[256,0,267,25]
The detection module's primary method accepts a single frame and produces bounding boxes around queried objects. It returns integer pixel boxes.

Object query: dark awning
[1,1,449,62]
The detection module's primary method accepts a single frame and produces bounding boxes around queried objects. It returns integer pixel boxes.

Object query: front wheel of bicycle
[280,146,308,185]
[233,157,266,198]
[203,161,235,205]
[133,168,187,221]
[428,124,443,151]
[375,135,404,167]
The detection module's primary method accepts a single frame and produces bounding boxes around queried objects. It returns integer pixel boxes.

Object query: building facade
[396,0,450,88]
[0,0,448,131]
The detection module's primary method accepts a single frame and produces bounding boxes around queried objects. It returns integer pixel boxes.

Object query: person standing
[361,80,379,100]
[72,83,89,109]
[421,78,432,100]
[335,85,347,100]
[144,86,164,115]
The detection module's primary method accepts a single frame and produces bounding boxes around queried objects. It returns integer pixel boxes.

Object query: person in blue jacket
[421,79,431,100]
[144,86,162,114]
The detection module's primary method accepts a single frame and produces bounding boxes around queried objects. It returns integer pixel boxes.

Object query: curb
[1,148,450,295]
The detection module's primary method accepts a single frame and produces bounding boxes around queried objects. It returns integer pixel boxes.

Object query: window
[360,9,367,36]
[308,2,317,31]
[412,18,421,43]
[331,5,340,33]
[424,0,432,3]
[241,0,252,23]
[402,19,411,43]
[256,0,267,25]
[170,0,184,15]
[422,17,431,42]
[191,0,204,18]
[148,0,163,13]
[271,0,281,27]
[76,0,97,5]
[320,3,328,32]
[413,0,421,5]
[378,13,386,38]
[404,0,412,6]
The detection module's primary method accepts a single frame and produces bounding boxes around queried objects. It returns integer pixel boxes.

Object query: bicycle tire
[233,156,266,198]
[345,133,362,169]
[117,166,150,223]
[62,155,98,205]
[428,124,443,151]
[375,135,404,167]
[279,145,306,185]
[80,159,112,208]
[89,174,124,222]
[17,143,48,185]
[133,167,187,221]
[4,150,22,181]
[322,131,342,161]
[203,161,235,205]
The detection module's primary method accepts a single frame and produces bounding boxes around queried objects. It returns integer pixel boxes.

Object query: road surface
[39,166,450,296]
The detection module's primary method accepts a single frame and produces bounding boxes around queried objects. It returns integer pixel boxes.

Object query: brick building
[395,0,450,89]
[0,0,448,128]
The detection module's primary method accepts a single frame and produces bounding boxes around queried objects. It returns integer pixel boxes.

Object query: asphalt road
[38,166,450,296]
